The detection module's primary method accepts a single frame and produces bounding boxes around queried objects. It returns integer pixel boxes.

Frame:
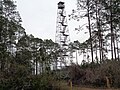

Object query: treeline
[0,0,61,89]
[68,0,120,88]
[69,0,120,63]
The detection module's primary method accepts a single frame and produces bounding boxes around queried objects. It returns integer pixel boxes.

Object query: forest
[0,0,120,90]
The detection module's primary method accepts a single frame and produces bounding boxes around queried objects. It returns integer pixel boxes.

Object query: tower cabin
[58,1,65,9]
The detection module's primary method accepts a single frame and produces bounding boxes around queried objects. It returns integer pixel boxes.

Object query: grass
[62,86,120,90]
[56,81,120,90]
[71,87,120,90]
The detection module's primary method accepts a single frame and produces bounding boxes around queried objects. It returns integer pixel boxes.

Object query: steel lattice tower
[55,1,71,69]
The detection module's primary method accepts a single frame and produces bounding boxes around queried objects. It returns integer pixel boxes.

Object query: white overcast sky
[16,0,89,42]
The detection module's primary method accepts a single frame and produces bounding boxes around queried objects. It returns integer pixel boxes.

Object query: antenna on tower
[55,1,72,70]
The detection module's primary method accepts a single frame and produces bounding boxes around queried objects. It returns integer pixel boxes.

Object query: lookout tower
[55,1,71,69]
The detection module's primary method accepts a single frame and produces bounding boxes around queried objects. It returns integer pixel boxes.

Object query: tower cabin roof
[58,1,65,9]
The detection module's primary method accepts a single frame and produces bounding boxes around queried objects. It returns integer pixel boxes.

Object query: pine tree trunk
[110,0,114,60]
[113,35,117,60]
[87,0,94,63]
